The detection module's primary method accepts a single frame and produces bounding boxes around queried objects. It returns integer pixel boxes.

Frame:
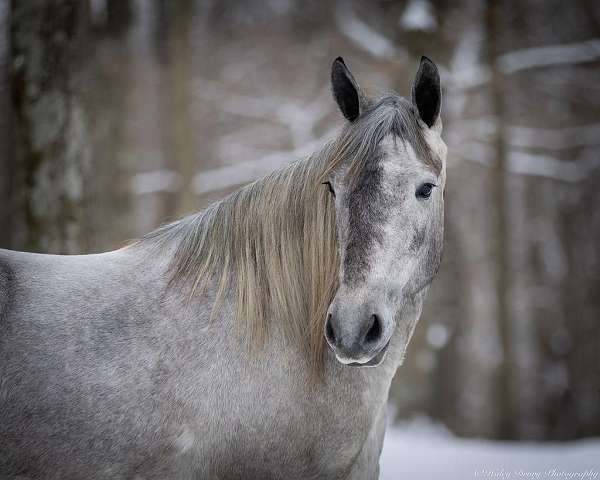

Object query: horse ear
[331,57,363,122]
[411,56,441,128]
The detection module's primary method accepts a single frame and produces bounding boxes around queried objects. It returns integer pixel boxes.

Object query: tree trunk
[10,0,91,253]
[156,0,196,218]
[0,3,13,249]
[485,0,514,440]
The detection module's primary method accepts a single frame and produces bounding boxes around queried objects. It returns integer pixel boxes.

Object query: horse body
[0,56,445,479]
[0,246,416,479]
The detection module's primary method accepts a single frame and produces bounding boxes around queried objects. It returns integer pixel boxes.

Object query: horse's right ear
[412,56,441,128]
[331,57,363,122]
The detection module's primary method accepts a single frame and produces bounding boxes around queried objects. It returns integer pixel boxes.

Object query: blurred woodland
[1,0,599,441]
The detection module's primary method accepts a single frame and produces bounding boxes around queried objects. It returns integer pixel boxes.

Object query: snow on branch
[452,142,496,167]
[192,155,289,196]
[446,38,600,91]
[497,38,600,74]
[193,79,331,150]
[444,26,491,93]
[450,120,600,150]
[508,123,600,150]
[399,0,437,33]
[192,130,337,195]
[130,169,181,195]
[189,74,338,195]
[334,4,407,61]
[446,116,497,143]
[457,147,600,182]
[507,149,600,182]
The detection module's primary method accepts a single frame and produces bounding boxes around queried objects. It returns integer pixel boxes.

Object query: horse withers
[0,56,446,479]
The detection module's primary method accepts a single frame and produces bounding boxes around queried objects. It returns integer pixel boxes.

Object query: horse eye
[322,181,336,198]
[416,182,435,199]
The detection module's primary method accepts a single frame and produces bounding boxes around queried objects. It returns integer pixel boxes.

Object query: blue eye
[416,183,435,199]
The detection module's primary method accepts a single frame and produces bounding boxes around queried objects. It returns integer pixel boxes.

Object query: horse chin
[343,339,391,368]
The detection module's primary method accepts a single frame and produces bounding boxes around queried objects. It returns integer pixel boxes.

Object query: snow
[380,417,600,480]
[399,0,437,33]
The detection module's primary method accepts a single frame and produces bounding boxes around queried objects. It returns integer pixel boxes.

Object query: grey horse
[0,56,446,479]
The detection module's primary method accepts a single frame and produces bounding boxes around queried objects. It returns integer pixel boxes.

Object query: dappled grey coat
[0,56,446,479]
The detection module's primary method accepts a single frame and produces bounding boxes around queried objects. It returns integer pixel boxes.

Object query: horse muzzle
[324,303,393,367]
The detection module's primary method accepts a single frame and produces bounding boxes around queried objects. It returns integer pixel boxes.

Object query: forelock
[325,94,441,182]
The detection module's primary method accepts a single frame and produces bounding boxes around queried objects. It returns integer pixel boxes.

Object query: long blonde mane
[145,149,339,373]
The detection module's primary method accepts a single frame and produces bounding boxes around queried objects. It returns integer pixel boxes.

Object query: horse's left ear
[331,57,364,122]
[412,56,441,128]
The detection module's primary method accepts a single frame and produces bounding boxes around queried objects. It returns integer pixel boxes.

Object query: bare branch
[130,169,181,195]
[457,147,600,182]
[497,38,600,74]
[508,123,600,149]
[507,149,600,182]
[334,4,407,61]
[192,130,337,195]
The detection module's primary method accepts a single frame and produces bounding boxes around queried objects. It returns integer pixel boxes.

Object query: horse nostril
[325,314,336,346]
[364,314,382,344]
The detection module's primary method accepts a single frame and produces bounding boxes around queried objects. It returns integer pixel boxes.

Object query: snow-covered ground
[380,417,600,480]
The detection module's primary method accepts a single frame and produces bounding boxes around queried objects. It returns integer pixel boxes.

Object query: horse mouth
[346,339,390,368]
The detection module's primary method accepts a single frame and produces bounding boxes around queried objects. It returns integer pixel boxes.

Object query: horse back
[0,247,178,479]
